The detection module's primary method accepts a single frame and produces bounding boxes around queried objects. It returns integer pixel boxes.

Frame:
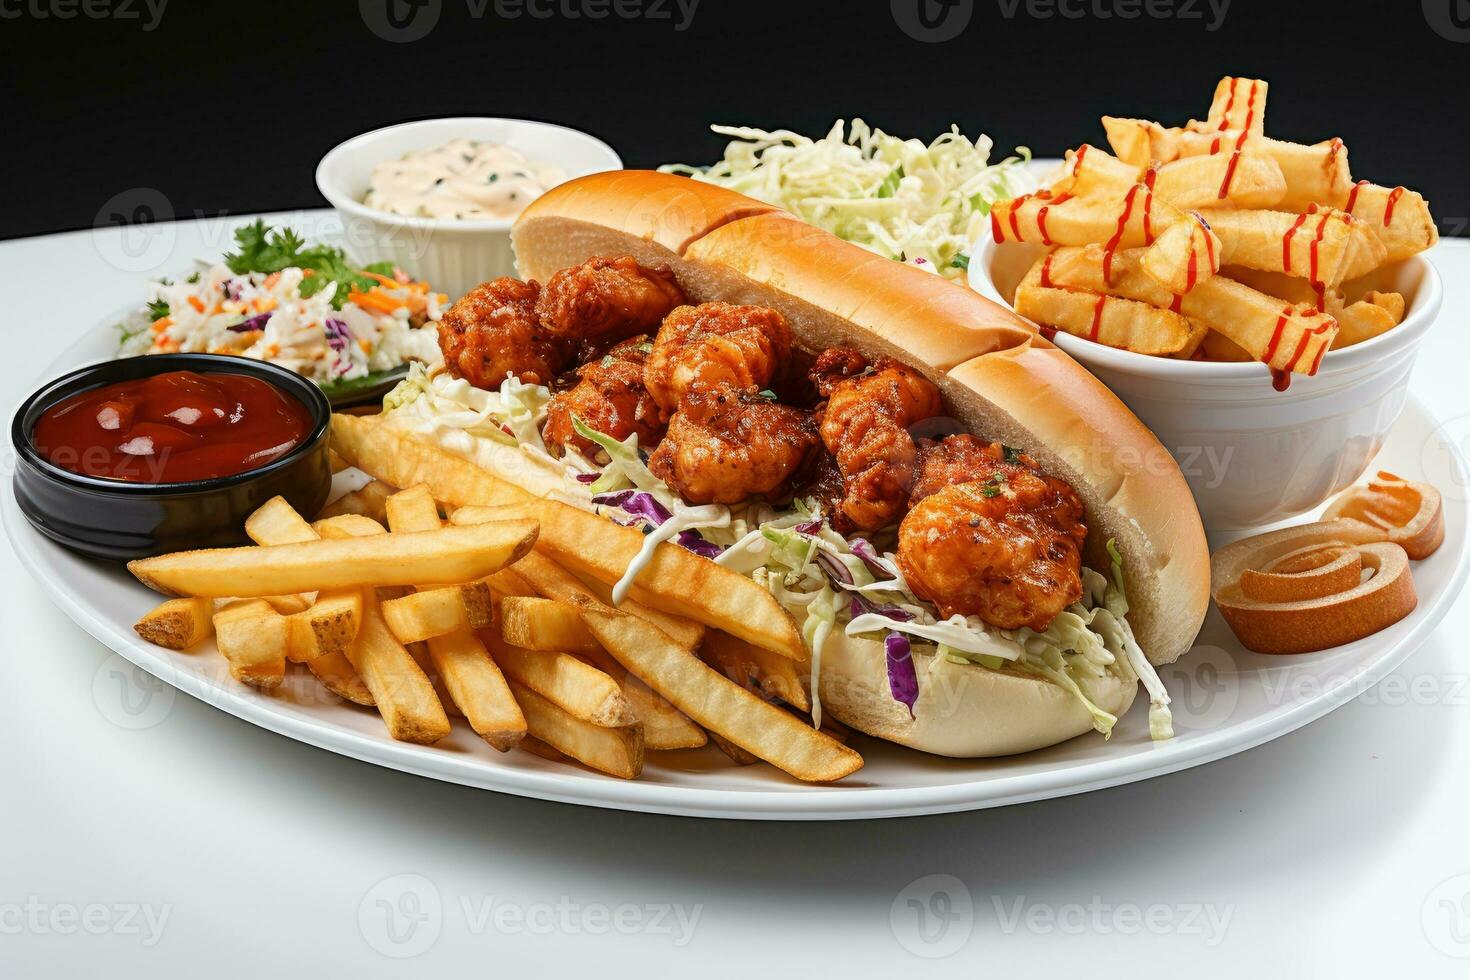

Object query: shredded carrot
[263,272,281,289]
[151,316,173,333]
[358,337,372,354]
[350,290,403,315]
[255,297,277,312]
[186,296,206,313]
[360,271,401,289]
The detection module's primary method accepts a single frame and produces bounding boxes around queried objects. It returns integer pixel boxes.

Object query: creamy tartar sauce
[364,139,566,221]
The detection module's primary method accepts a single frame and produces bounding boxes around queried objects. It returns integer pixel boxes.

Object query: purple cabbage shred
[884,633,919,716]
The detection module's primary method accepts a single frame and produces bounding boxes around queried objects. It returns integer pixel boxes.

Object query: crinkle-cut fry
[383,484,524,750]
[1102,117,1354,211]
[1334,181,1439,263]
[576,600,861,782]
[1203,207,1385,289]
[329,413,531,509]
[507,678,643,779]
[1140,211,1221,294]
[1152,152,1285,210]
[1221,265,1320,305]
[452,501,802,660]
[128,520,538,598]
[700,630,810,712]
[318,480,397,524]
[1014,282,1194,355]
[480,629,635,728]
[1037,245,1338,374]
[212,598,289,689]
[990,182,1186,252]
[1203,76,1267,134]
[134,597,215,650]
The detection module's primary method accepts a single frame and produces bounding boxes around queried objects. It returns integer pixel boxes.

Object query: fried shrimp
[644,303,792,415]
[812,349,942,532]
[898,435,1089,631]
[535,256,685,347]
[648,384,818,505]
[437,277,568,387]
[543,336,665,458]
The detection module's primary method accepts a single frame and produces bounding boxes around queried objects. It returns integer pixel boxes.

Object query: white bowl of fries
[971,75,1445,531]
[972,238,1441,531]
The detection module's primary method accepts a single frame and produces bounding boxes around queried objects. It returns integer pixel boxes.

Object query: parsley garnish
[223,221,397,309]
[950,253,971,271]
[146,299,171,322]
[1002,444,1023,464]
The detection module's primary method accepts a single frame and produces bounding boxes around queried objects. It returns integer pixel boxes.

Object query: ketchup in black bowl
[32,371,314,484]
[12,354,332,561]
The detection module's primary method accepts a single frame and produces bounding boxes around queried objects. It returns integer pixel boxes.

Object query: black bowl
[11,354,333,561]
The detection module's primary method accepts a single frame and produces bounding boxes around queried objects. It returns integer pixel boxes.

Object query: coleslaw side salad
[118,222,445,392]
[380,363,1175,740]
[659,120,1035,280]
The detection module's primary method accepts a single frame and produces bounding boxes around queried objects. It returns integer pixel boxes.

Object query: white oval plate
[6,321,1467,820]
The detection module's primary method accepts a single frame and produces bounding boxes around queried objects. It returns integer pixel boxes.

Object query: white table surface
[3,212,1469,978]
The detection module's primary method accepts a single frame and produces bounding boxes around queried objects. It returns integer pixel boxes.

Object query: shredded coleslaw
[660,120,1034,279]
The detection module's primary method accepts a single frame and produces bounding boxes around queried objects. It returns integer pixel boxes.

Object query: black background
[3,0,1468,240]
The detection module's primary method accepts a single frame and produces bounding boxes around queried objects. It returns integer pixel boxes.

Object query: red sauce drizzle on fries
[1217,78,1239,128]
[1142,165,1159,244]
[1038,250,1056,288]
[1217,130,1250,199]
[1282,211,1310,273]
[1071,143,1091,176]
[1344,178,1370,215]
[1383,186,1405,226]
[1036,192,1072,246]
[1272,369,1292,392]
[1101,184,1142,284]
[1039,324,1058,341]
[1215,80,1259,199]
[1307,207,1332,309]
[1264,307,1292,364]
[1088,293,1107,342]
[1170,294,1183,313]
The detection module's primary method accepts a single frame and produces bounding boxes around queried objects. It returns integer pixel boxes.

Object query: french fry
[709,732,760,766]
[1335,181,1438,263]
[1036,245,1339,374]
[507,678,643,779]
[1102,118,1353,211]
[384,484,525,750]
[481,630,635,728]
[1199,329,1254,362]
[1060,143,1285,210]
[1014,281,1194,355]
[486,567,539,599]
[128,520,538,598]
[330,413,533,509]
[381,585,494,643]
[328,448,350,473]
[308,650,375,705]
[1220,265,1319,305]
[245,495,319,546]
[348,594,452,744]
[312,513,388,539]
[700,630,810,711]
[579,647,708,750]
[559,565,707,651]
[1203,207,1385,290]
[133,597,215,650]
[500,596,602,655]
[452,501,801,660]
[212,599,288,689]
[286,591,363,663]
[1330,292,1403,349]
[576,599,862,782]
[318,480,397,524]
[1202,76,1267,134]
[517,734,567,763]
[1140,211,1221,293]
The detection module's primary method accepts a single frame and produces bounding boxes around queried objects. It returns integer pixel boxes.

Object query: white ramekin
[316,118,622,300]
[969,236,1443,531]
